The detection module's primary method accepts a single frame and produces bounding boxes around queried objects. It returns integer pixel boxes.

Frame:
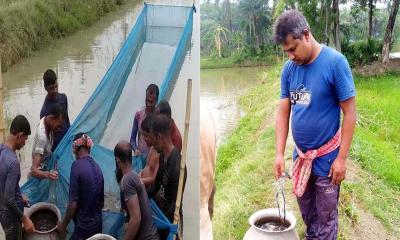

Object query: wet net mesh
[21,3,193,239]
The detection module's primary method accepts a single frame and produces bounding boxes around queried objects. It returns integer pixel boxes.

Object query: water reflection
[2,2,142,182]
[200,66,265,145]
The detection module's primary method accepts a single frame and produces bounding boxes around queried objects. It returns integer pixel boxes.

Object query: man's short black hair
[157,100,172,119]
[146,84,159,101]
[43,69,57,88]
[273,10,310,44]
[141,114,154,133]
[10,115,31,136]
[151,114,171,136]
[114,142,132,164]
[49,102,66,120]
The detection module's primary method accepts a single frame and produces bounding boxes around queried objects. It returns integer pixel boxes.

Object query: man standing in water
[0,115,35,240]
[273,10,357,240]
[40,69,70,151]
[57,133,104,239]
[151,114,186,239]
[114,140,159,240]
[130,84,159,157]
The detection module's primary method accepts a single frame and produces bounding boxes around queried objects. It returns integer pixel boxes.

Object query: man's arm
[31,153,55,179]
[5,161,24,219]
[58,163,79,232]
[329,97,357,185]
[140,150,159,187]
[5,161,35,233]
[124,195,141,240]
[57,202,77,232]
[130,114,139,152]
[274,98,291,180]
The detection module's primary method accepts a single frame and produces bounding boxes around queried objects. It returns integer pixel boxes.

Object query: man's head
[150,114,172,153]
[140,114,155,147]
[156,100,172,119]
[43,69,58,100]
[10,115,31,150]
[114,140,132,184]
[145,84,159,112]
[47,103,66,131]
[72,133,93,158]
[273,10,314,65]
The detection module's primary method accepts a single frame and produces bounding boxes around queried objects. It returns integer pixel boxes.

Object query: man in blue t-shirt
[273,10,357,240]
[57,133,104,240]
[40,69,70,151]
[0,115,35,240]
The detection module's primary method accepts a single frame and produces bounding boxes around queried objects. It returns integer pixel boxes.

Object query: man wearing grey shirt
[114,140,159,240]
[0,115,35,240]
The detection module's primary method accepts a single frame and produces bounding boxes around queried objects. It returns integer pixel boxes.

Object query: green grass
[352,74,400,188]
[0,0,127,71]
[201,55,279,69]
[214,69,400,239]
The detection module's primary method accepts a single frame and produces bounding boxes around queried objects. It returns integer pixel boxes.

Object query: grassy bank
[352,74,400,187]
[0,0,129,71]
[201,55,280,69]
[214,67,400,239]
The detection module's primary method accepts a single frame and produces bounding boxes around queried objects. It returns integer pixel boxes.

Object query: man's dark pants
[297,174,340,240]
[0,211,22,240]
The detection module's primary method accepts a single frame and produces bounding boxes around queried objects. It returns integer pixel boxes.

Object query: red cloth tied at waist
[292,129,341,197]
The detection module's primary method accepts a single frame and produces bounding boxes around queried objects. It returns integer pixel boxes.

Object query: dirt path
[345,161,397,240]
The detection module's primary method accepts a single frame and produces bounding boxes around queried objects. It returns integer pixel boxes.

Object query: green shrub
[341,39,382,67]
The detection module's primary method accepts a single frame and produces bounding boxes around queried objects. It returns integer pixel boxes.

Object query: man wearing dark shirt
[151,115,186,239]
[40,69,70,151]
[57,133,104,240]
[114,140,159,240]
[0,115,35,240]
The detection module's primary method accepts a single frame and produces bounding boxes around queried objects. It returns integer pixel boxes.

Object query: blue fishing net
[21,3,194,239]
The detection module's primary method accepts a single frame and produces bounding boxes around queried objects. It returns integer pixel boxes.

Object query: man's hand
[328,157,347,185]
[56,221,66,233]
[274,155,285,180]
[47,170,58,180]
[22,215,35,234]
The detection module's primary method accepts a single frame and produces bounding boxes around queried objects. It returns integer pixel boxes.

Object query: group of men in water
[0,69,184,240]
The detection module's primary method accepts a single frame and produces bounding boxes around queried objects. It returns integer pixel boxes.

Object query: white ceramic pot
[86,234,117,240]
[243,208,299,240]
[25,202,61,240]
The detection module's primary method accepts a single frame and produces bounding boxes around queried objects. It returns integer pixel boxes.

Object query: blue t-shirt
[69,156,104,239]
[280,45,356,176]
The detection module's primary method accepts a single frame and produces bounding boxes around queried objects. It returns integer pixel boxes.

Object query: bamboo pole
[173,79,192,239]
[0,58,5,144]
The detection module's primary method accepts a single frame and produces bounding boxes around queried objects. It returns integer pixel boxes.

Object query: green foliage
[201,1,275,59]
[202,0,400,68]
[341,39,382,66]
[0,0,127,71]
